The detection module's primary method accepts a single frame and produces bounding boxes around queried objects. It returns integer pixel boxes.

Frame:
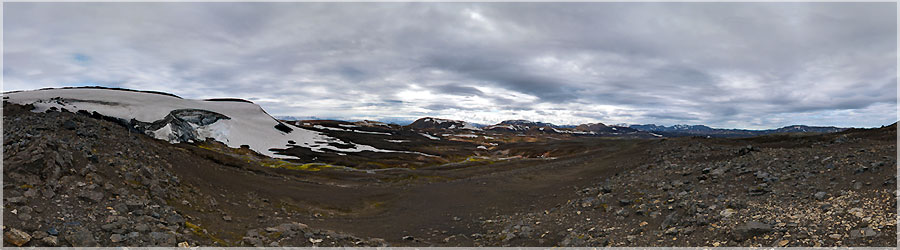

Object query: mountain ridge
[4,87,859,140]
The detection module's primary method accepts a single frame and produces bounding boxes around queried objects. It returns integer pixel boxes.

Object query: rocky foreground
[2,102,386,247]
[479,126,897,247]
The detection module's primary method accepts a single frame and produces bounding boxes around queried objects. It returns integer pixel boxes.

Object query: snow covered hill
[2,87,411,158]
[406,117,481,131]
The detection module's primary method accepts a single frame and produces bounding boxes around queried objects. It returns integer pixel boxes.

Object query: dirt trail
[172,138,651,245]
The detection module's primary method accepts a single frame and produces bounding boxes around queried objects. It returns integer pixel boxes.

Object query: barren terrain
[3,101,897,247]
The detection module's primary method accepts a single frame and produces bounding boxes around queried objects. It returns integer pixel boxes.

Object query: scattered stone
[660,212,680,230]
[77,190,104,203]
[18,213,32,221]
[166,214,185,226]
[149,232,175,246]
[848,208,864,218]
[126,200,145,210]
[32,230,48,240]
[814,192,827,200]
[732,221,773,241]
[850,227,878,239]
[580,197,595,208]
[101,223,118,232]
[114,203,129,214]
[720,208,736,217]
[4,227,32,246]
[615,208,630,217]
[110,234,124,243]
[6,196,25,205]
[64,228,98,247]
[778,239,789,247]
[23,189,38,198]
[40,236,59,246]
[749,184,770,196]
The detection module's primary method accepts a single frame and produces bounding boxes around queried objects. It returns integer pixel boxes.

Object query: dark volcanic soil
[3,101,897,247]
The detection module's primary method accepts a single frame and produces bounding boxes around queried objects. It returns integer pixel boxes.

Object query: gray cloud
[430,84,484,97]
[644,112,702,122]
[3,2,896,129]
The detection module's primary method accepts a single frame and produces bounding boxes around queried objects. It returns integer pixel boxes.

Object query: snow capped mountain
[478,120,644,135]
[573,123,638,133]
[629,123,844,137]
[406,117,481,131]
[771,125,844,134]
[3,87,409,158]
[483,119,556,132]
[499,120,557,128]
[630,124,713,132]
[484,123,532,132]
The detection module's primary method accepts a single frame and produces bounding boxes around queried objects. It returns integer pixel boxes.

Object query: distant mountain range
[277,115,849,138]
[408,118,655,137]
[278,114,850,138]
[399,117,848,138]
[628,124,846,137]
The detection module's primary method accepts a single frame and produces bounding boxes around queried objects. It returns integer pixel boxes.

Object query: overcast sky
[4,2,897,129]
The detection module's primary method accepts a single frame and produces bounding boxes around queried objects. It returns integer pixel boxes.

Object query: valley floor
[3,101,897,247]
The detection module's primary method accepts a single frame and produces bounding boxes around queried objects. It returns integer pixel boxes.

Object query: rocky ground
[479,127,897,247]
[3,100,897,247]
[2,102,386,247]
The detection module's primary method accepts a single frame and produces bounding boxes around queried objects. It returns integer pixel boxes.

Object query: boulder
[814,191,827,200]
[850,227,878,239]
[4,228,32,246]
[149,232,176,246]
[731,221,772,241]
[64,228,98,247]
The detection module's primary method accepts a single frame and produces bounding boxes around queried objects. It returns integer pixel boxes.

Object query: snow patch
[153,124,175,142]
[312,125,392,135]
[419,133,440,140]
[4,88,403,159]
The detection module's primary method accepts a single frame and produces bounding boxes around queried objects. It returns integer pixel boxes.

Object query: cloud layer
[4,2,896,129]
